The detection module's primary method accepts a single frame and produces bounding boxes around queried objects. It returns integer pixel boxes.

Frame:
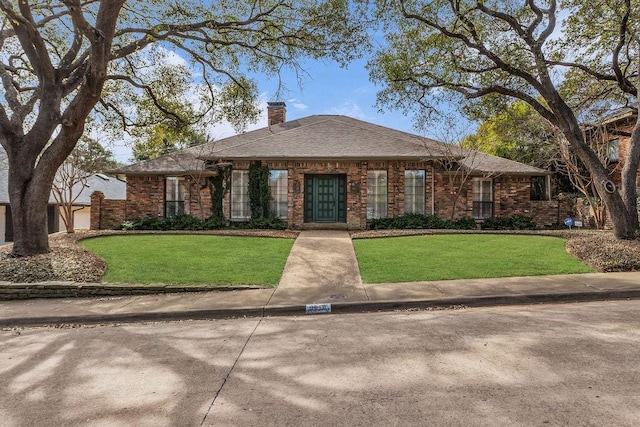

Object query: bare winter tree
[51,136,118,233]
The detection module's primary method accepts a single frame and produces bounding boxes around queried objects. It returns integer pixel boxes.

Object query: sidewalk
[2,231,640,327]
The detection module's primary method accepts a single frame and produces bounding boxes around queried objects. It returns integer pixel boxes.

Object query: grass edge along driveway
[80,234,295,286]
[353,234,595,284]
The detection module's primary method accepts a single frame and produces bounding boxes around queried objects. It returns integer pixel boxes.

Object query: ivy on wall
[207,167,230,219]
[248,160,271,219]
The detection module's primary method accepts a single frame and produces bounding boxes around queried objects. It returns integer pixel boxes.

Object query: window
[472,178,493,219]
[270,170,288,219]
[404,170,425,214]
[608,139,620,161]
[367,170,387,219]
[231,170,250,220]
[165,177,185,217]
[530,175,551,201]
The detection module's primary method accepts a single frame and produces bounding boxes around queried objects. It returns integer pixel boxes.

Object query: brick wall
[92,162,559,231]
[125,175,165,218]
[90,192,126,230]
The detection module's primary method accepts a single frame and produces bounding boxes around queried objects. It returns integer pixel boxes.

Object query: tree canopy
[0,0,365,255]
[461,100,560,168]
[365,0,640,239]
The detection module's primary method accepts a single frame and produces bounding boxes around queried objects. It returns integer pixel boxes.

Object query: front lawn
[80,235,294,286]
[353,234,595,283]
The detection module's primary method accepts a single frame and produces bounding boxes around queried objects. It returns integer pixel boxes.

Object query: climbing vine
[248,160,271,219]
[207,167,230,219]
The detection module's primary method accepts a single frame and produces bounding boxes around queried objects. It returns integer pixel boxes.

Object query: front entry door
[304,174,346,223]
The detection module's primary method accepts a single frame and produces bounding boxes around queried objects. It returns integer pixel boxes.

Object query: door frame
[304,174,347,223]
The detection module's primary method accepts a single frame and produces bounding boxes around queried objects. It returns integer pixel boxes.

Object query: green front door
[304,175,346,223]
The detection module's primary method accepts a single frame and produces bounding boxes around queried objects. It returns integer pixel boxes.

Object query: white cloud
[287,98,309,110]
[323,100,368,120]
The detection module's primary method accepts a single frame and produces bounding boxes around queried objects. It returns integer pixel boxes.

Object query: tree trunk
[7,163,54,256]
[564,123,637,239]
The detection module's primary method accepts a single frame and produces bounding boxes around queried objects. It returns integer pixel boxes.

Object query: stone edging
[0,282,267,300]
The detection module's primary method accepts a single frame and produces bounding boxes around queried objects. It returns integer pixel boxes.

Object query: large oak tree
[366,0,640,239]
[0,0,363,256]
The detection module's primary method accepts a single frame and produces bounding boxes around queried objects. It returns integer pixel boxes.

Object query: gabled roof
[112,115,455,175]
[199,115,452,160]
[112,114,549,176]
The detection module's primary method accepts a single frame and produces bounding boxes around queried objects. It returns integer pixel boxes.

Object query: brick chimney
[267,101,286,126]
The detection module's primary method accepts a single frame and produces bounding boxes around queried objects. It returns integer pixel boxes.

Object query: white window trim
[269,170,288,220]
[231,170,250,221]
[367,170,388,219]
[165,177,185,217]
[404,169,426,214]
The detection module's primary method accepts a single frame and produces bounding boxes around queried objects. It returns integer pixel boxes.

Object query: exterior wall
[90,192,127,230]
[0,205,5,245]
[125,175,165,219]
[96,162,556,231]
[432,173,564,227]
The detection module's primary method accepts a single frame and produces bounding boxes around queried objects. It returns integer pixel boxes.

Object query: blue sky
[109,50,474,163]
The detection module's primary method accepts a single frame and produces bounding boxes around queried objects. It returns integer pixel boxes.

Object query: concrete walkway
[268,230,368,306]
[1,230,640,326]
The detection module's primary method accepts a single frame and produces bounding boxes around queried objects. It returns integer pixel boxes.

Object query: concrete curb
[3,289,639,328]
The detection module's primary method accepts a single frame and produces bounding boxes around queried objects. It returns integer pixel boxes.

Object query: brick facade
[96,161,566,230]
[90,192,126,230]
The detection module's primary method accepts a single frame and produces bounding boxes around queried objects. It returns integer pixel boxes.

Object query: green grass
[352,234,595,283]
[80,235,294,286]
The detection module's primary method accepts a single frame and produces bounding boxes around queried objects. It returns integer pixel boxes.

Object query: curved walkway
[1,230,640,326]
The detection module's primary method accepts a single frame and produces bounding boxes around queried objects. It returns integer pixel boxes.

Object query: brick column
[90,191,104,230]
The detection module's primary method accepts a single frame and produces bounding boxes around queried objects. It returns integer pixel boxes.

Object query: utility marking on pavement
[306,303,332,314]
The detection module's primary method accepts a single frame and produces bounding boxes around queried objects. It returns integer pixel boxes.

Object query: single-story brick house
[101,102,564,230]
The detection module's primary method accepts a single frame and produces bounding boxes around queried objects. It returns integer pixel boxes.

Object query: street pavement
[2,300,640,426]
[1,230,640,327]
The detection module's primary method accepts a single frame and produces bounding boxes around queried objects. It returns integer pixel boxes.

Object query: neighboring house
[103,102,560,230]
[582,108,636,189]
[0,147,126,244]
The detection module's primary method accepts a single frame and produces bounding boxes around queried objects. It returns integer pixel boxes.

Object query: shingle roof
[461,151,551,175]
[59,174,126,205]
[0,147,126,204]
[112,114,549,176]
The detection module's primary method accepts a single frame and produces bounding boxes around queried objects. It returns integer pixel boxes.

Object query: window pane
[530,176,549,201]
[404,170,425,214]
[231,170,250,220]
[165,177,185,217]
[367,170,387,219]
[472,178,493,219]
[608,139,619,161]
[269,170,288,219]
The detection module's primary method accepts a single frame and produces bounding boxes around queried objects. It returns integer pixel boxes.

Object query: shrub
[480,214,536,230]
[231,215,287,230]
[368,214,477,230]
[122,214,286,231]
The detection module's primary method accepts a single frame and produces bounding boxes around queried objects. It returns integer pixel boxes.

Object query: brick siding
[92,161,566,230]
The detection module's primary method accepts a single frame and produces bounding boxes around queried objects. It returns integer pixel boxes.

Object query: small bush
[231,216,287,230]
[122,214,286,231]
[368,214,477,230]
[480,214,536,230]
